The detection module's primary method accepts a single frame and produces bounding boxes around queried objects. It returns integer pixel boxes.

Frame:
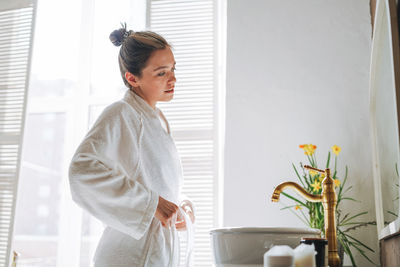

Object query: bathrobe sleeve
[68,103,158,240]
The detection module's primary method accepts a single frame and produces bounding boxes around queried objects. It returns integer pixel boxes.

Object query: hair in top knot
[109,23,171,88]
[109,22,134,47]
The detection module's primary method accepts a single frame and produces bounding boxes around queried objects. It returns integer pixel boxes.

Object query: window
[0,1,36,266]
[12,0,223,266]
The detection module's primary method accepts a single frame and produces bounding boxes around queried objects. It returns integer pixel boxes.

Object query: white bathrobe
[69,89,185,266]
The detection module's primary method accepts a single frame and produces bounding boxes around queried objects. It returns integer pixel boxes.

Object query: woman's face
[126,46,176,108]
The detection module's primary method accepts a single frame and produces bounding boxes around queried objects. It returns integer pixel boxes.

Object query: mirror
[370,0,400,239]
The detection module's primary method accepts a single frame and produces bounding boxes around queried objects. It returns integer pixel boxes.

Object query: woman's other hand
[155,196,179,227]
[175,201,195,231]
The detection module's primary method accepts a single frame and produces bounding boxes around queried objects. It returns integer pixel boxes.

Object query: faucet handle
[304,165,326,174]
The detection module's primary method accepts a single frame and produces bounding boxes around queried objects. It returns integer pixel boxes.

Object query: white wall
[224,0,377,265]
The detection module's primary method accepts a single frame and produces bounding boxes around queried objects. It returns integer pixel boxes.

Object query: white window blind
[0,0,36,266]
[149,0,220,266]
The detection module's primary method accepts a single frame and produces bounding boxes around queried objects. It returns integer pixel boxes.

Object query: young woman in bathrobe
[68,25,195,266]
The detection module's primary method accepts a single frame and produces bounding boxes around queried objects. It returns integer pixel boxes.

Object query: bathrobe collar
[123,89,172,135]
[123,89,159,118]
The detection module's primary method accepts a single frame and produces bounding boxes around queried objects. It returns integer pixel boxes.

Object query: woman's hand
[155,196,179,228]
[175,201,195,231]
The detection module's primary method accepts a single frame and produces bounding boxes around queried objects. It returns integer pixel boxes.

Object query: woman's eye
[158,72,165,76]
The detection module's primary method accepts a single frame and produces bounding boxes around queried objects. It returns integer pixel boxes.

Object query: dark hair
[109,23,171,88]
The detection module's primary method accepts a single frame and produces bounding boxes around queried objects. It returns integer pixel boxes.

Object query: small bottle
[294,243,316,267]
[264,245,294,267]
[300,238,328,267]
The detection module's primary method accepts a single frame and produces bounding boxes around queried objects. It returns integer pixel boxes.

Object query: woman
[68,24,195,266]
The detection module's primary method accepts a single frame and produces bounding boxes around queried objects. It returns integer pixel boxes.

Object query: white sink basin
[210,227,320,266]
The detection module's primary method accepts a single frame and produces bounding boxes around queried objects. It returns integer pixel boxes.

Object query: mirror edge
[370,0,400,240]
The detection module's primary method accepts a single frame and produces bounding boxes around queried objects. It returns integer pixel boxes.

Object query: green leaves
[337,227,378,266]
[387,210,398,218]
[279,146,376,266]
[292,163,306,188]
[326,151,331,169]
[337,231,357,266]
[281,191,308,208]
[340,211,368,226]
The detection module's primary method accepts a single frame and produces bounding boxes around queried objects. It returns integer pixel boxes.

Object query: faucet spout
[271,182,322,203]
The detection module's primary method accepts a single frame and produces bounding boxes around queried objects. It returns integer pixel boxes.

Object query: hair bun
[109,22,133,47]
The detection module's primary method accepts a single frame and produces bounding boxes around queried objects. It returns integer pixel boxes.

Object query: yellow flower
[310,180,321,192]
[295,205,302,210]
[318,173,326,182]
[332,145,341,156]
[334,179,341,187]
[299,144,317,156]
[309,170,318,177]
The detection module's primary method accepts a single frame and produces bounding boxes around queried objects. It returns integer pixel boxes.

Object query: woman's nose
[169,72,176,83]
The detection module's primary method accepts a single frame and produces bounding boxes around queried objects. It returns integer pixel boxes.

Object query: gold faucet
[271,165,341,267]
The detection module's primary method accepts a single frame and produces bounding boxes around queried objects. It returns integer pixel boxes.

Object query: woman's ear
[125,72,140,87]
